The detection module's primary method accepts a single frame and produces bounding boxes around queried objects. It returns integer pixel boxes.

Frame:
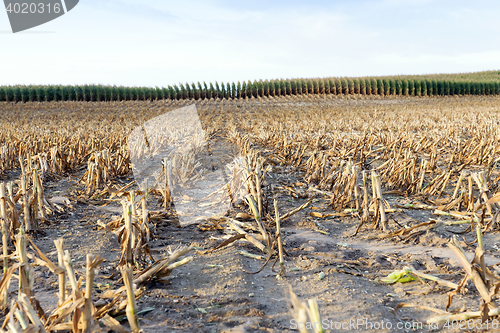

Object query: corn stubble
[288,287,325,333]
[0,101,195,331]
[205,94,500,325]
[0,94,499,329]
[0,230,193,332]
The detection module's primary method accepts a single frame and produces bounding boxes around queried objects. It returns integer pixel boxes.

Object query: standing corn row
[1,74,499,103]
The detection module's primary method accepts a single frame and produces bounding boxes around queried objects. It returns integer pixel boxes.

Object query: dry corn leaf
[486,192,500,204]
[101,314,130,333]
[236,212,253,220]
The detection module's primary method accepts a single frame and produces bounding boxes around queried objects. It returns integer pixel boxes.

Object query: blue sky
[1,0,499,87]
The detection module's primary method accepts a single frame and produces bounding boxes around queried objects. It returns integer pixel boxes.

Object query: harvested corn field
[1,94,500,332]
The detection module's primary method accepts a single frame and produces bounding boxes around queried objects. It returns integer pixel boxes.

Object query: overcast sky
[1,0,499,87]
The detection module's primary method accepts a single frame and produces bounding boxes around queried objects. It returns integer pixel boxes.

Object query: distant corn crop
[1,71,500,103]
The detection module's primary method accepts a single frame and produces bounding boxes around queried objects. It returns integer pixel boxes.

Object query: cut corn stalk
[288,286,325,333]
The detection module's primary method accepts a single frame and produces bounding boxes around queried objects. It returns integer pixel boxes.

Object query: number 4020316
[5,2,62,14]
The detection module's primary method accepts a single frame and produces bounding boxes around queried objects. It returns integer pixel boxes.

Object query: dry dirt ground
[3,95,500,333]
